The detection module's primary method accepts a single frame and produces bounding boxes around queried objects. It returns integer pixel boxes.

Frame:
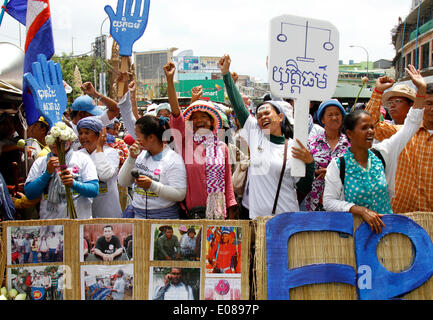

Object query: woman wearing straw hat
[323,65,426,233]
[220,54,314,219]
[163,62,237,220]
[304,99,350,211]
[77,117,122,218]
[118,115,187,219]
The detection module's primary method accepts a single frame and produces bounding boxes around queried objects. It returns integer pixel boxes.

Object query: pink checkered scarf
[193,132,226,219]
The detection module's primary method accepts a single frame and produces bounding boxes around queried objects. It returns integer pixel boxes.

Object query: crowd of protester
[0,54,432,233]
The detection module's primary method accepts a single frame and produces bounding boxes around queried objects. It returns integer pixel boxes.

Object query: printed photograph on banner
[205,226,242,274]
[149,266,200,300]
[7,265,68,300]
[7,225,64,265]
[204,277,242,300]
[80,223,133,262]
[81,264,133,300]
[150,223,202,261]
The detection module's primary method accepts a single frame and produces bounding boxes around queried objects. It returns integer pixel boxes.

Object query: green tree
[52,54,110,104]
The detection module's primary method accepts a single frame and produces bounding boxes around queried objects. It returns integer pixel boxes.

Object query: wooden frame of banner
[0,218,250,300]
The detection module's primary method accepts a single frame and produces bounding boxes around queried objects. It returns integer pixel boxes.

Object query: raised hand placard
[105,0,150,97]
[268,15,339,177]
[23,54,67,128]
[104,0,150,57]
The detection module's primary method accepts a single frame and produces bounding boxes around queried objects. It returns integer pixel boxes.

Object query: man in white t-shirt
[153,267,194,300]
[46,232,60,262]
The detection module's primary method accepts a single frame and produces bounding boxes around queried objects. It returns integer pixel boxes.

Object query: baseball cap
[72,95,104,116]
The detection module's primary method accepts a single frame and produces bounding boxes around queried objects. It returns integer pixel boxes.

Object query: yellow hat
[38,117,49,126]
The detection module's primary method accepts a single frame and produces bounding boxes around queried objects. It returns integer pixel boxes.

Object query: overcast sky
[0,0,413,81]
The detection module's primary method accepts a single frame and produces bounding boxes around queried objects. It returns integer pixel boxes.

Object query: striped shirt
[366,90,433,213]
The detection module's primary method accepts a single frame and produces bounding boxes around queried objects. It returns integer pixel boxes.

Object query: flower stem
[55,139,77,219]
[352,83,365,112]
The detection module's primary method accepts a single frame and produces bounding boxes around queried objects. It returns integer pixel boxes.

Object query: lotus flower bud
[45,135,56,146]
[50,126,61,138]
[0,287,7,297]
[8,289,18,299]
[14,293,27,300]
[362,77,369,85]
[17,139,26,148]
[60,131,70,141]
[56,122,67,130]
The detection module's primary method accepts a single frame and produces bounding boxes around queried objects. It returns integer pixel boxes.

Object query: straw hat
[382,84,416,103]
[183,100,223,133]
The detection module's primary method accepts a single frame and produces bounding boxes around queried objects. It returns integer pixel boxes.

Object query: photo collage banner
[0,218,251,300]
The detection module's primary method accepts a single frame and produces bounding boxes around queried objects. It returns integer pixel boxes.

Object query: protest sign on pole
[23,54,67,128]
[268,15,339,176]
[104,0,150,98]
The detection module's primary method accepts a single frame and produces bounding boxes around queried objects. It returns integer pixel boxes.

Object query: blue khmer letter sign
[23,54,67,128]
[266,211,356,300]
[266,212,433,299]
[355,214,433,300]
[104,0,150,57]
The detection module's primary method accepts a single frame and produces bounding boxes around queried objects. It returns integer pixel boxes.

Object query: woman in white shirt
[118,115,187,219]
[24,125,99,220]
[77,117,122,218]
[220,54,314,219]
[323,64,426,233]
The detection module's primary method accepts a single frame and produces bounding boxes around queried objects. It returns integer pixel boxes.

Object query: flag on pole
[18,0,55,126]
[4,0,27,25]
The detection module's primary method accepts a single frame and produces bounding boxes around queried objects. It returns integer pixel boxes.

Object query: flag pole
[0,0,9,27]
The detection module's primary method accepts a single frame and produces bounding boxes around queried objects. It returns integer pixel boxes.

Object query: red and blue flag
[5,0,55,125]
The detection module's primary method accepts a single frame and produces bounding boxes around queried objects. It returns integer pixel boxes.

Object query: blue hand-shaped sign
[105,0,150,57]
[23,54,67,128]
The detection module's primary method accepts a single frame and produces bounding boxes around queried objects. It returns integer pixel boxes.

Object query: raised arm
[190,85,203,105]
[128,80,140,120]
[374,65,426,172]
[365,76,397,141]
[406,64,427,109]
[366,76,394,125]
[163,62,181,117]
[219,54,250,127]
[81,82,119,120]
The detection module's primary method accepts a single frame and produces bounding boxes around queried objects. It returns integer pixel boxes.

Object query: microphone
[131,168,140,179]
[131,168,155,181]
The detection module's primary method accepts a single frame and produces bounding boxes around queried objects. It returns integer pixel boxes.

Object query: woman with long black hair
[220,54,315,219]
[118,115,187,219]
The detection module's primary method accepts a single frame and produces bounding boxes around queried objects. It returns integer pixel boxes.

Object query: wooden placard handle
[117,56,129,98]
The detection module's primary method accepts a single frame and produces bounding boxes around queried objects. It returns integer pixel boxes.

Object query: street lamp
[98,17,109,96]
[350,45,369,80]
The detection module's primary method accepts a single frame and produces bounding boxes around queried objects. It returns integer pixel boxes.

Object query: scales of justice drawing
[268,15,339,101]
[268,15,340,177]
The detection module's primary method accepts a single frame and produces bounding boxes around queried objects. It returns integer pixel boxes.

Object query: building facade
[134,48,178,99]
[392,0,433,84]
